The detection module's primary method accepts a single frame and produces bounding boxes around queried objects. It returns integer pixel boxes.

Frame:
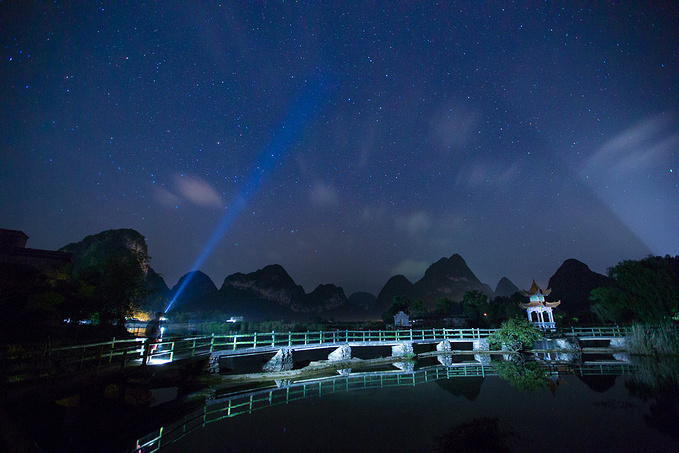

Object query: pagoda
[520,280,560,330]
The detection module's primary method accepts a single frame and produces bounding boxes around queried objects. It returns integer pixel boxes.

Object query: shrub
[488,318,542,352]
[492,360,550,391]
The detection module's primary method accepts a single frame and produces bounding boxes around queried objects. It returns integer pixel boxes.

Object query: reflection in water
[434,417,517,453]
[626,356,679,442]
[434,377,484,402]
[577,374,618,393]
[129,355,679,453]
[491,356,550,392]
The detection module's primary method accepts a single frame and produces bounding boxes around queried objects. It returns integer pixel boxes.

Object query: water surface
[150,361,679,453]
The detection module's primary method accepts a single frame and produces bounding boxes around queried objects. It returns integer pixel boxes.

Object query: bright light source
[148,356,173,365]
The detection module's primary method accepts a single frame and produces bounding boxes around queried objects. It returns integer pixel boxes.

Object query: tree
[382,296,427,323]
[409,299,427,318]
[0,262,74,341]
[487,293,525,327]
[590,286,633,324]
[462,290,489,327]
[434,298,457,316]
[75,248,150,326]
[382,295,411,324]
[590,256,679,324]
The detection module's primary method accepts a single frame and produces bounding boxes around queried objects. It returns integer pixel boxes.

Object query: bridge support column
[610,337,630,362]
[436,340,453,367]
[392,342,414,357]
[207,350,232,374]
[328,345,351,361]
[437,340,452,351]
[610,337,627,348]
[275,379,292,388]
[263,348,294,372]
[555,338,582,363]
[473,339,490,366]
[392,342,415,372]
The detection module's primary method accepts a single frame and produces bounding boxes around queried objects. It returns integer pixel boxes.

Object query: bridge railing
[1,337,146,383]
[1,326,633,382]
[170,328,498,356]
[560,326,634,337]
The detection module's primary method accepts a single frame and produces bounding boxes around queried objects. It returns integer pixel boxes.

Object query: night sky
[2,2,677,296]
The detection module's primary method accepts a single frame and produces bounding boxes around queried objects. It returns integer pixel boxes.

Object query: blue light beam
[165,75,332,312]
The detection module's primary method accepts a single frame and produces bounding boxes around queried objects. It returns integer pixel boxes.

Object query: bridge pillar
[275,379,292,388]
[555,338,582,363]
[392,342,414,357]
[392,342,414,371]
[207,350,231,374]
[393,361,415,372]
[610,337,627,348]
[263,348,294,372]
[207,353,219,374]
[610,337,630,362]
[328,344,351,361]
[473,339,490,366]
[436,340,453,367]
[437,340,452,351]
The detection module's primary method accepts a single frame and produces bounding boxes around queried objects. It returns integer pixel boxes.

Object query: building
[520,280,560,330]
[0,228,72,272]
[394,310,410,328]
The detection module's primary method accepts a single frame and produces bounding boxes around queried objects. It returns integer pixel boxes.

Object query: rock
[437,340,452,351]
[392,342,414,357]
[263,348,294,372]
[393,362,415,372]
[328,345,351,361]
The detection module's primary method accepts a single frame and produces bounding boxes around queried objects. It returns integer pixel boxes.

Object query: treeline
[382,255,679,328]
[0,246,153,344]
[170,316,385,335]
[590,255,679,324]
[382,291,525,328]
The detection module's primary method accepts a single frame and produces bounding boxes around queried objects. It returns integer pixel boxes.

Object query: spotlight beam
[165,75,331,312]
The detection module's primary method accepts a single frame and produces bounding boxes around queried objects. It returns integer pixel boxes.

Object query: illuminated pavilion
[520,280,560,330]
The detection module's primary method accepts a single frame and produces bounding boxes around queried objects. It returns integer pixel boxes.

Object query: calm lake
[140,357,679,453]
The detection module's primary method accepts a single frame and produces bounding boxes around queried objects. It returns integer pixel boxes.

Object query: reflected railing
[134,358,634,452]
[1,326,634,383]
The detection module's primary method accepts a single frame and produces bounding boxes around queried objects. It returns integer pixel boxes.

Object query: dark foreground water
[141,359,679,453]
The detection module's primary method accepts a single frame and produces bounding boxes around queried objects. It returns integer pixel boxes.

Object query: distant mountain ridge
[58,229,170,313]
[59,228,617,322]
[495,277,520,297]
[547,258,614,323]
[409,254,494,309]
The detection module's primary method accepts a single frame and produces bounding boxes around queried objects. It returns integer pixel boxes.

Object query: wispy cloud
[153,186,183,208]
[430,106,479,152]
[457,161,519,189]
[581,114,679,255]
[396,211,431,237]
[174,175,224,209]
[310,181,339,207]
[153,175,224,210]
[583,115,678,179]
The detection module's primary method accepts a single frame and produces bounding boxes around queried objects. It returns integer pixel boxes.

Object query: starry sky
[2,2,678,297]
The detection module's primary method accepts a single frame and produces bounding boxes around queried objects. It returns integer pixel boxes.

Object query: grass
[626,323,679,356]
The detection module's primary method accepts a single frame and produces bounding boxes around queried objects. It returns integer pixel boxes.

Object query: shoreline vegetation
[627,323,679,356]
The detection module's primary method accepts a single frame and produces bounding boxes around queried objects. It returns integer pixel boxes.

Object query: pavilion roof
[520,280,552,297]
[519,300,561,309]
